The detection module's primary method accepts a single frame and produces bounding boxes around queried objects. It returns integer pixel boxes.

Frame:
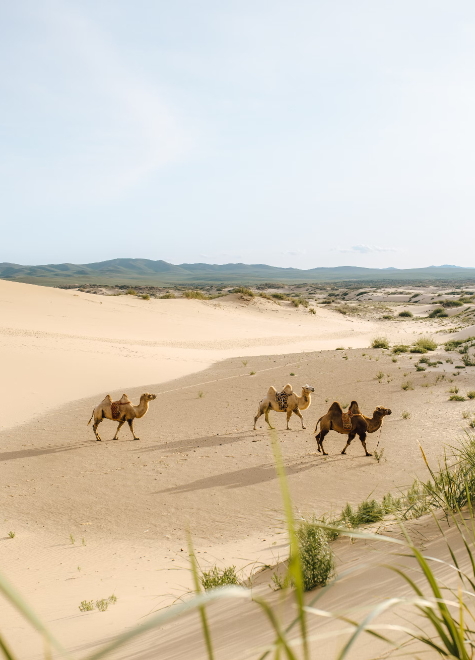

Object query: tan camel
[314,400,391,456]
[253,384,315,430]
[87,393,157,441]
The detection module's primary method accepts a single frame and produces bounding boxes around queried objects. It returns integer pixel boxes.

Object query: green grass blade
[269,429,308,660]
[187,532,215,660]
[84,586,250,660]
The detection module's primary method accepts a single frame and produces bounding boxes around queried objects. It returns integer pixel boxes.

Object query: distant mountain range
[0,259,474,285]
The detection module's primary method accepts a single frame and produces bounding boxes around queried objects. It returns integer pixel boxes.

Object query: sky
[1,0,475,269]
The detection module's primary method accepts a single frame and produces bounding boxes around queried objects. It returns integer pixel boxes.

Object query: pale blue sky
[1,1,475,268]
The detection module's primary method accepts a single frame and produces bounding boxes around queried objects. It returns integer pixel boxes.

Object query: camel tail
[314,416,323,434]
[87,409,94,426]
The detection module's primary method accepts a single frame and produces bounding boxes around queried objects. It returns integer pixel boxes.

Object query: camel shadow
[137,432,251,455]
[0,445,84,462]
[156,457,317,494]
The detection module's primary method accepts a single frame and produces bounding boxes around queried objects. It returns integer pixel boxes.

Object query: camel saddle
[111,400,129,420]
[341,411,353,430]
[276,391,290,411]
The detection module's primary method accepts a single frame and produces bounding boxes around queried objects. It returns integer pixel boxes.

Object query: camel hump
[349,400,361,414]
[119,394,131,404]
[100,394,112,405]
[328,401,343,414]
[283,383,293,395]
[267,386,277,398]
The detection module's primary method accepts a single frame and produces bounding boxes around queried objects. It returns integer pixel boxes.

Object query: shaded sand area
[1,280,475,657]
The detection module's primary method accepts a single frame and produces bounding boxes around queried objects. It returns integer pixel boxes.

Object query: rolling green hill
[0,259,474,286]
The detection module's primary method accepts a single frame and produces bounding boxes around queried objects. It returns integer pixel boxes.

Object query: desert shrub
[7,531,15,538]
[412,337,437,352]
[183,290,207,300]
[428,307,445,318]
[141,294,150,300]
[160,292,176,299]
[371,336,389,349]
[200,565,240,591]
[231,287,254,297]
[440,299,464,308]
[449,395,466,401]
[272,293,290,301]
[398,310,413,318]
[356,291,369,296]
[308,307,316,314]
[341,500,384,526]
[291,297,309,308]
[402,410,411,419]
[392,344,409,353]
[258,292,273,301]
[296,520,334,591]
[126,289,137,296]
[79,600,94,612]
[382,314,393,319]
[401,381,414,391]
[467,391,475,399]
[96,599,109,612]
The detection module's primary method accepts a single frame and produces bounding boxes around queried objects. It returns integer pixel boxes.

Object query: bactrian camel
[314,401,392,456]
[87,393,157,441]
[253,384,315,430]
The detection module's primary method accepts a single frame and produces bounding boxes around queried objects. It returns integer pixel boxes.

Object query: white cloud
[335,245,397,254]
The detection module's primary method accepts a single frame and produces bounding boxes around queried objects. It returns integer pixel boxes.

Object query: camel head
[302,385,315,394]
[141,393,157,402]
[374,406,391,417]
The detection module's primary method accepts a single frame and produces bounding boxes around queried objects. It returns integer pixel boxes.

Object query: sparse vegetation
[392,344,409,353]
[160,292,176,299]
[412,336,437,352]
[402,410,411,419]
[79,600,94,612]
[468,391,475,399]
[296,520,334,591]
[449,395,466,401]
[371,336,389,349]
[183,290,208,299]
[140,294,150,300]
[126,289,137,296]
[401,381,414,391]
[7,531,15,539]
[231,287,254,297]
[198,391,204,398]
[398,310,413,317]
[96,599,109,612]
[69,533,75,544]
[200,566,241,591]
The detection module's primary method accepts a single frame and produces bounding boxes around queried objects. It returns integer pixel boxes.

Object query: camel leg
[113,420,125,440]
[92,418,102,442]
[264,406,274,430]
[253,404,265,430]
[316,430,329,455]
[127,419,140,440]
[358,431,372,457]
[341,431,356,455]
[293,408,306,430]
[286,410,292,430]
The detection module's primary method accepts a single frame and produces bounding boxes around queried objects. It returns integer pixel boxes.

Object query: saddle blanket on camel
[341,411,353,430]
[111,401,127,420]
[275,391,290,411]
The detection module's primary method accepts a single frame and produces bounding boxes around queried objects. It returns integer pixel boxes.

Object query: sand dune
[1,280,472,658]
[0,280,421,430]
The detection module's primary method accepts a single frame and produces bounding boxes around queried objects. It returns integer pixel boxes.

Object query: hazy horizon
[2,1,475,268]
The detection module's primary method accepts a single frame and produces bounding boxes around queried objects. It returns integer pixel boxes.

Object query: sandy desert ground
[1,279,475,659]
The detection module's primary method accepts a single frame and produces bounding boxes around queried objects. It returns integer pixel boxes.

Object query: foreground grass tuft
[200,566,241,591]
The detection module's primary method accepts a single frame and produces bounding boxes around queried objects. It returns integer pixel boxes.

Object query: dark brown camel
[314,401,392,456]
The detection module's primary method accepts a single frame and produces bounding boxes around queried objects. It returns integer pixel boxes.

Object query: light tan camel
[253,384,315,430]
[87,393,157,441]
[314,400,392,456]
